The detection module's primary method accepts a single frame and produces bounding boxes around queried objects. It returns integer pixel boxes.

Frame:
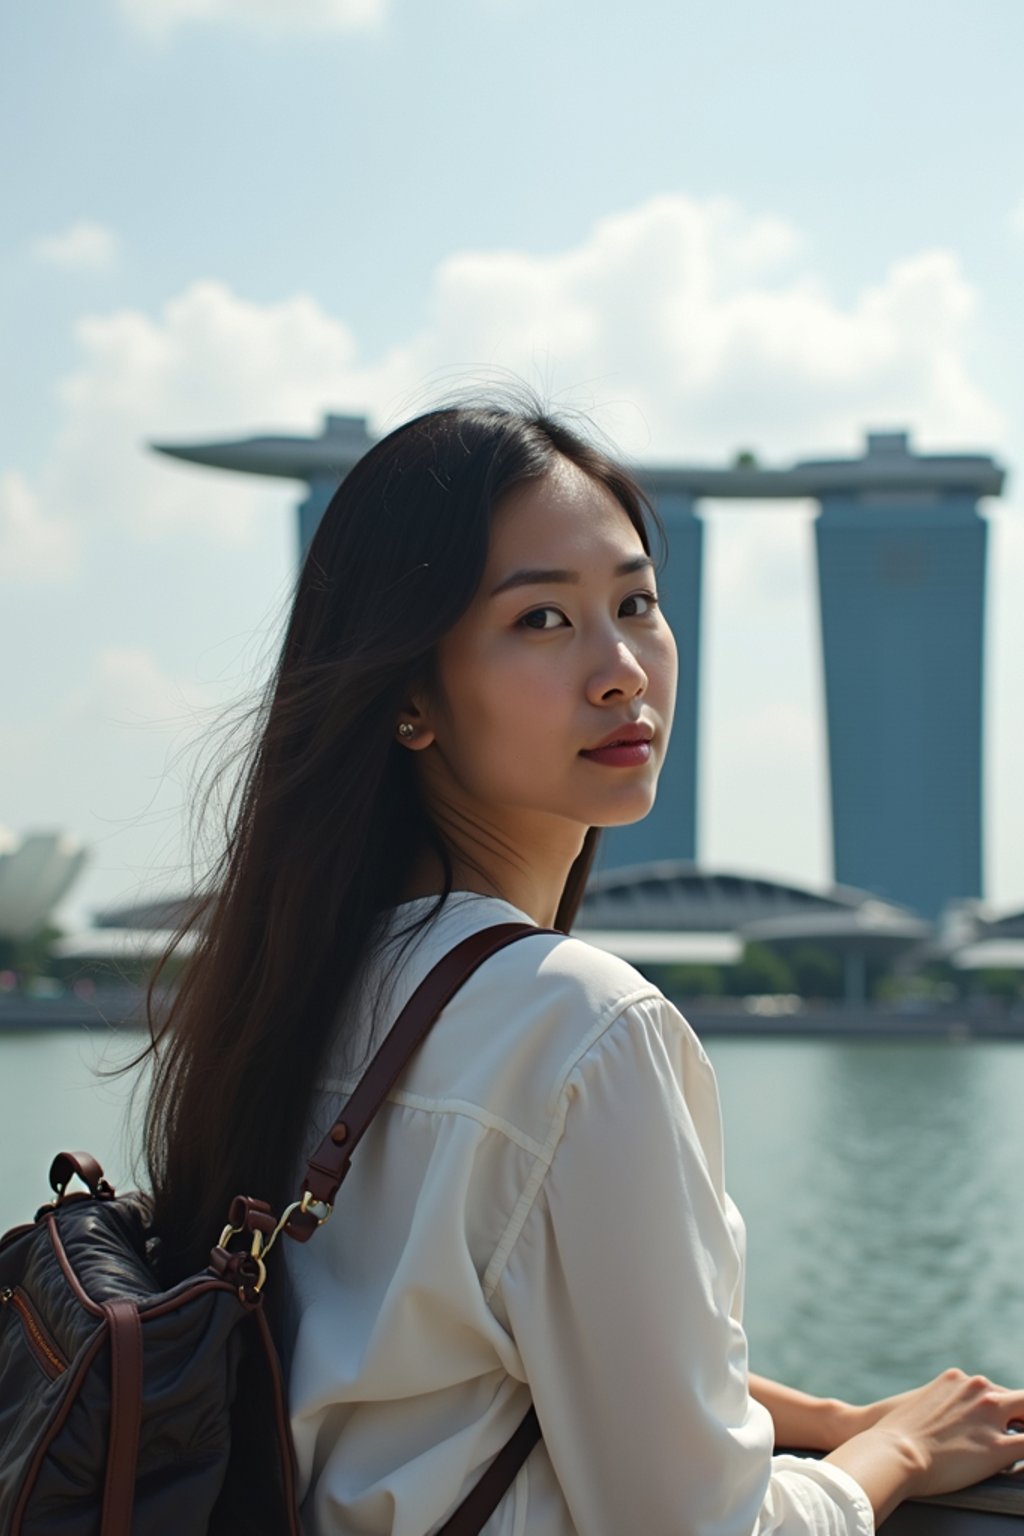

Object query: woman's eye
[518,606,568,631]
[619,590,659,618]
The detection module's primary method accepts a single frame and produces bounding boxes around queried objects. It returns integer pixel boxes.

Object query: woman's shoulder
[361,894,695,1134]
[390,890,664,1022]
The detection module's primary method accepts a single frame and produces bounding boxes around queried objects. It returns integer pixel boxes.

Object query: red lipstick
[580,722,653,768]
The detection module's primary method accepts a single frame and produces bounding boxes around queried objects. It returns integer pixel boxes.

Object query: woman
[146,401,1024,1534]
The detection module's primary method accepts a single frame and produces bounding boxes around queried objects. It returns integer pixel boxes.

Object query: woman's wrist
[799,1395,897,1452]
[749,1375,867,1453]
[832,1389,923,1446]
[819,1397,864,1450]
[826,1423,930,1526]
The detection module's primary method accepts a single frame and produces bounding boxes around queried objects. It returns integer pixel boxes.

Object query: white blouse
[283,893,873,1536]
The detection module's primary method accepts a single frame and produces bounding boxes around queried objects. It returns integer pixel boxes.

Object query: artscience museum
[0,830,87,947]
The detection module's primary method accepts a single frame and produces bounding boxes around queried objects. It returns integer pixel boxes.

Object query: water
[4,1028,1024,1407]
[710,1037,1024,1403]
[0,1030,144,1226]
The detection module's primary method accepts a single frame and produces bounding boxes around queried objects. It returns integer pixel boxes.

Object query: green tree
[0,924,62,982]
[725,943,794,996]
[659,963,725,999]
[977,968,1024,1001]
[788,945,843,1000]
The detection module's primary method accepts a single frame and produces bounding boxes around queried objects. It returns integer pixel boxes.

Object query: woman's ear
[394,697,435,751]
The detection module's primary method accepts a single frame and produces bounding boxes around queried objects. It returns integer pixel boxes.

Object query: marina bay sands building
[155,418,1005,922]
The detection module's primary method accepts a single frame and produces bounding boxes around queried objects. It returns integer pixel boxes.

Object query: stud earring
[397,722,415,740]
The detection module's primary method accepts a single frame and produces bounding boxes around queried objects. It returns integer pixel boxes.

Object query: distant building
[933,899,1024,978]
[814,433,992,919]
[154,419,1006,921]
[576,860,929,1004]
[62,864,931,1007]
[0,830,87,941]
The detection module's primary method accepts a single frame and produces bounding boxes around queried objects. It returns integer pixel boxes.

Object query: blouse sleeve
[491,995,874,1536]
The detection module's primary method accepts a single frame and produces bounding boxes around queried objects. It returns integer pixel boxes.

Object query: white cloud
[0,472,77,584]
[32,221,119,272]
[78,644,215,726]
[28,195,1003,567]
[151,192,978,469]
[116,0,387,36]
[50,280,359,546]
[380,196,1000,461]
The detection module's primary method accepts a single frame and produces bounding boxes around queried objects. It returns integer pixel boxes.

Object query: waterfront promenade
[3,982,1023,1040]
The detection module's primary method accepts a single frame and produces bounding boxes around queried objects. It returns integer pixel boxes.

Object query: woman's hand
[829,1387,925,1443]
[827,1368,1024,1525]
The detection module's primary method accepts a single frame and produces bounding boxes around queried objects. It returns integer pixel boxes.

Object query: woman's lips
[579,741,652,767]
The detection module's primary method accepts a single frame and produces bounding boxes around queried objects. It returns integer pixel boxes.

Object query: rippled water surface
[709,1036,1024,1402]
[4,1029,1024,1404]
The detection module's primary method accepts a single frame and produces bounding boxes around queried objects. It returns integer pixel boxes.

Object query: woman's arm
[826,1370,1024,1526]
[748,1373,858,1451]
[497,994,1024,1533]
[497,1001,874,1536]
[752,1370,1024,1526]
[748,1375,927,1451]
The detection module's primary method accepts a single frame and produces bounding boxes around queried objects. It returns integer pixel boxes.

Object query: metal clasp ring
[300,1190,333,1223]
[257,1190,333,1267]
[215,1222,270,1294]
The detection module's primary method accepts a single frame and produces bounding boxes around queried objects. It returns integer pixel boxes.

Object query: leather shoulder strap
[297,921,550,1531]
[101,1300,142,1535]
[438,1406,541,1535]
[300,922,553,1212]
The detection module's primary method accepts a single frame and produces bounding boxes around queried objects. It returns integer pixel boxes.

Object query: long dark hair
[143,401,658,1280]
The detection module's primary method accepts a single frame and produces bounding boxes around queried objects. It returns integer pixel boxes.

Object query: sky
[3,0,1023,931]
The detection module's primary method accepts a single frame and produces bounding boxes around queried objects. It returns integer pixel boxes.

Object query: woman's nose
[587,638,648,703]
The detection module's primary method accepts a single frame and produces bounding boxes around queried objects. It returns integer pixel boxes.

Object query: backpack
[0,923,545,1534]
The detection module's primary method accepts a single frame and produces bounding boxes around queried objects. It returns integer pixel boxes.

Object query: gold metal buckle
[215,1222,269,1292]
[216,1191,332,1292]
[300,1190,333,1223]
[257,1191,333,1267]
[248,1230,268,1293]
[217,1221,241,1250]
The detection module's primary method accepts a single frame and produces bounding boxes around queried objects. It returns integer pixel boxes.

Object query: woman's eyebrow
[489,554,653,598]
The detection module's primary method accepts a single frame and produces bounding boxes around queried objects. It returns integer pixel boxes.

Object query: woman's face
[407,456,678,859]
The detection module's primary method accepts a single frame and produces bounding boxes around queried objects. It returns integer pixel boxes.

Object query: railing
[781,1451,1024,1531]
[882,1474,1024,1532]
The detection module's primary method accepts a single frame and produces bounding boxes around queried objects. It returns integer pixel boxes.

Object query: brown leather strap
[438,1407,541,1535]
[298,922,552,1213]
[255,1305,302,1535]
[293,921,551,1532]
[49,1150,111,1199]
[101,1300,142,1534]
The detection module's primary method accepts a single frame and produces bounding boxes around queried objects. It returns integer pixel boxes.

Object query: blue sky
[3,0,1023,928]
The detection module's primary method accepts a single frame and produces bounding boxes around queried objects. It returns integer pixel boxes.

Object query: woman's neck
[399,841,581,928]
